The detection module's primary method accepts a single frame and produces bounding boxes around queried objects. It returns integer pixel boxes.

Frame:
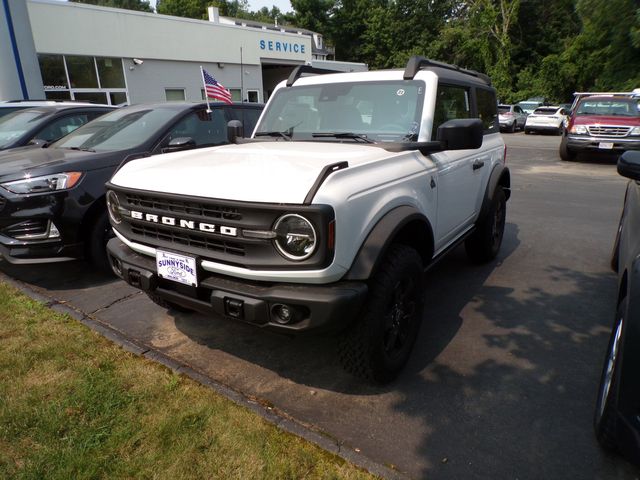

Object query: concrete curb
[0,271,410,480]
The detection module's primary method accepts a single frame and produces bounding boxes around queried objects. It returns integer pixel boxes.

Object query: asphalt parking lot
[2,133,639,479]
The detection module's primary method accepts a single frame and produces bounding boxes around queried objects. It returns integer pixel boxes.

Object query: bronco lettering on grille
[130,210,237,236]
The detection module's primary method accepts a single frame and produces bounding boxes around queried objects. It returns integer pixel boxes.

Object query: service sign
[156,250,198,287]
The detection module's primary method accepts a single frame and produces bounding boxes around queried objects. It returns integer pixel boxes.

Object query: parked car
[499,104,527,132]
[517,99,544,114]
[0,99,106,119]
[560,94,640,161]
[0,104,114,150]
[0,101,263,269]
[595,150,640,467]
[524,106,569,135]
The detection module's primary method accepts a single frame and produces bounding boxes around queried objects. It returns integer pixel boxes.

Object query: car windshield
[0,110,50,148]
[533,108,560,115]
[255,80,425,142]
[498,106,511,113]
[576,99,640,117]
[53,108,177,152]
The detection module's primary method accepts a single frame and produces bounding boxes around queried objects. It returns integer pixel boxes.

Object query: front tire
[465,186,506,263]
[559,137,576,161]
[339,244,425,384]
[594,300,625,451]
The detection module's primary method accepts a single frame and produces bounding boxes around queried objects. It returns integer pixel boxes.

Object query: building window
[246,90,260,103]
[38,54,68,89]
[96,57,125,88]
[37,55,127,105]
[230,89,242,102]
[165,88,186,101]
[66,55,99,88]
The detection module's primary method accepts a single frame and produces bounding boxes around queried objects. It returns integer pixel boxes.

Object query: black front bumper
[107,238,368,334]
[566,135,640,153]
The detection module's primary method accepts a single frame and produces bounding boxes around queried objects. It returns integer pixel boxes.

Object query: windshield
[0,110,49,148]
[576,99,640,117]
[53,108,178,152]
[255,80,425,142]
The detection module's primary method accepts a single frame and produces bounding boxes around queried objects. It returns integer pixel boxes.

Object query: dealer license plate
[156,250,198,287]
[598,142,614,150]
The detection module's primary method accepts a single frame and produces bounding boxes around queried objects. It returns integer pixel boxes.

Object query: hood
[0,146,126,182]
[110,141,393,204]
[571,114,640,127]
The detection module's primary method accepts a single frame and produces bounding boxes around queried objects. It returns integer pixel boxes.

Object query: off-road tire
[88,211,114,272]
[465,186,506,263]
[146,292,194,313]
[339,244,425,384]
[594,300,625,452]
[559,137,576,161]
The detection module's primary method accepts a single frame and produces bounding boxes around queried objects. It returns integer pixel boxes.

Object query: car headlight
[1,172,83,194]
[630,126,640,136]
[570,125,588,135]
[273,214,317,260]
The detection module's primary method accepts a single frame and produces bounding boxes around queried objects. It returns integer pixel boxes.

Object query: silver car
[498,104,527,133]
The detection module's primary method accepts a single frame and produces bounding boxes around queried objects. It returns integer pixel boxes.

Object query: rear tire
[88,211,114,272]
[559,137,576,161]
[339,244,425,384]
[508,121,516,133]
[465,187,506,263]
[594,300,625,452]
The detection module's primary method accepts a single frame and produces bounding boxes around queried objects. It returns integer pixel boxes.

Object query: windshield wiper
[312,132,375,143]
[254,131,292,141]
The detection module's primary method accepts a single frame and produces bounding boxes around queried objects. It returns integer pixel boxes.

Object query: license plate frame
[156,250,198,287]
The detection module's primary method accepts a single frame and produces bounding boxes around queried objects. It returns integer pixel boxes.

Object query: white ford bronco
[105,56,509,383]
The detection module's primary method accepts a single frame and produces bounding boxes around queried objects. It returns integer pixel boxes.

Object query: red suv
[560,93,640,161]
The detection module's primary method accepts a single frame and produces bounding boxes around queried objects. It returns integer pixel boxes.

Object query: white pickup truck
[105,56,510,383]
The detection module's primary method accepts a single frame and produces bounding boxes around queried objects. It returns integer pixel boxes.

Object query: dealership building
[0,0,366,105]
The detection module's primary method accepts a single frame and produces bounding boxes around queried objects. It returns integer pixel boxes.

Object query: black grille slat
[126,194,242,221]
[131,224,245,256]
[4,220,48,238]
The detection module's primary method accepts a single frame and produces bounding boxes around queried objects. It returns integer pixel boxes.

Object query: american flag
[202,69,232,104]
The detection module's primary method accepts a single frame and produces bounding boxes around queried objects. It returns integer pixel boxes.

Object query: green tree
[69,0,152,12]
[156,0,208,19]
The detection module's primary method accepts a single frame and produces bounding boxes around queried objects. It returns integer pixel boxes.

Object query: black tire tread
[338,244,424,384]
[465,187,506,263]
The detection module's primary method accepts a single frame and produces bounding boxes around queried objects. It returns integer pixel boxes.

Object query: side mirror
[28,138,48,148]
[436,118,483,150]
[227,120,244,144]
[162,137,195,153]
[618,151,640,181]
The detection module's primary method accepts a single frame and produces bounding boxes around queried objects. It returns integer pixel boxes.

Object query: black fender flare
[478,164,511,222]
[344,206,434,281]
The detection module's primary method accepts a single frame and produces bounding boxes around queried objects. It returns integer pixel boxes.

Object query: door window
[432,84,470,139]
[476,88,499,133]
[163,109,228,148]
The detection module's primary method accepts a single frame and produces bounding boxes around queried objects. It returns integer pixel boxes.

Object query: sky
[146,0,294,14]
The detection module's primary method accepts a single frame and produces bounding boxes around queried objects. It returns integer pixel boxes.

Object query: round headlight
[106,190,122,224]
[273,214,317,260]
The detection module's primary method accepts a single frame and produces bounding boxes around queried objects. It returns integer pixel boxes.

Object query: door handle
[473,159,485,170]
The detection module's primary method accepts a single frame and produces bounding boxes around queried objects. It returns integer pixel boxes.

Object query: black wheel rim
[383,276,418,360]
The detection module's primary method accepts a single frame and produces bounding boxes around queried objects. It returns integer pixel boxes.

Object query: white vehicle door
[431,84,487,250]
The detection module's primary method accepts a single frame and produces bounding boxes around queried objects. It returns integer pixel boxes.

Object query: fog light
[272,304,294,324]
[110,255,122,276]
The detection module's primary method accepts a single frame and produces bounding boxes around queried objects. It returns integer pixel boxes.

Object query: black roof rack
[403,56,491,85]
[286,65,341,87]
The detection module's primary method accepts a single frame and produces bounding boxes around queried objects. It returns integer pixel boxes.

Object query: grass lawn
[0,282,377,480]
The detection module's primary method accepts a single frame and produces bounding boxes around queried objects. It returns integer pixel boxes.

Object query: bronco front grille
[131,224,246,257]
[587,125,631,137]
[126,193,242,221]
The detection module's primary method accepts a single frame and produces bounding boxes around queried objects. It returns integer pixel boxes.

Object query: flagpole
[200,65,211,113]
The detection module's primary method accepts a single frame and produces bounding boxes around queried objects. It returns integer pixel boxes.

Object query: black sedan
[0,102,263,269]
[595,149,640,466]
[0,104,114,150]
